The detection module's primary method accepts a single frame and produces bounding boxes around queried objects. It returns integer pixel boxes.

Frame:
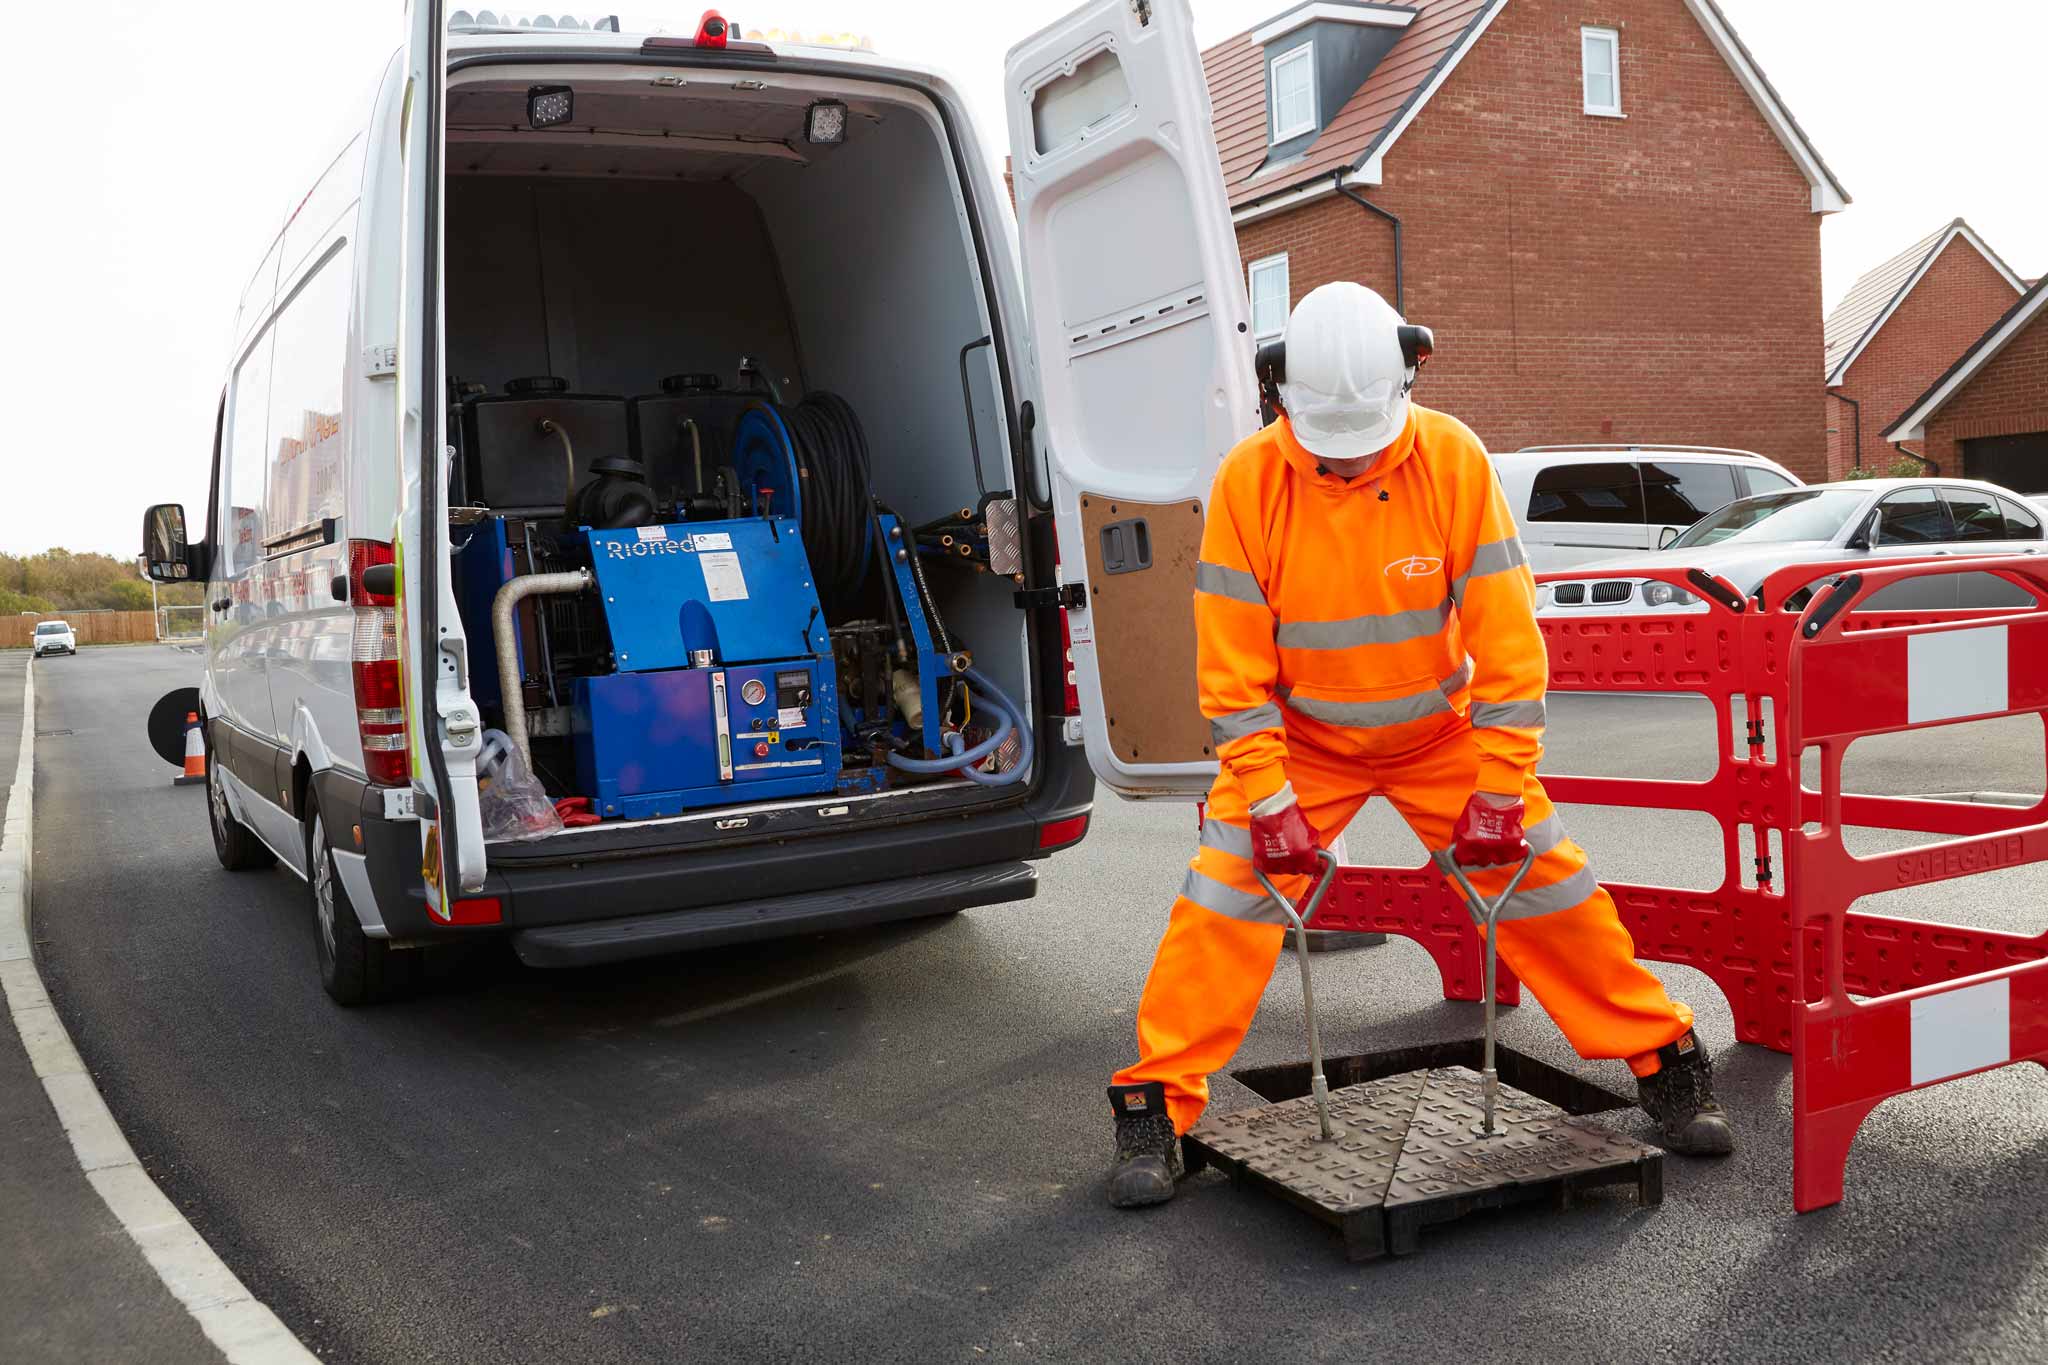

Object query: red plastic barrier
[1305,552,2048,1210]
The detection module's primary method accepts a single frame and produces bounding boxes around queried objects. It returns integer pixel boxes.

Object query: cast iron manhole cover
[1184,1065,1662,1261]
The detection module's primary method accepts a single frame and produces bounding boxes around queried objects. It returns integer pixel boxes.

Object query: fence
[1307,554,2048,1211]
[1,611,164,649]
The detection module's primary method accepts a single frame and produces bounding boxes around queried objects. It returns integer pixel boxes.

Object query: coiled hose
[778,392,875,614]
[885,666,1028,787]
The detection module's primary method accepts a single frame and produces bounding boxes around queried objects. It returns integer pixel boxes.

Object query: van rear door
[396,0,487,902]
[1005,0,1255,800]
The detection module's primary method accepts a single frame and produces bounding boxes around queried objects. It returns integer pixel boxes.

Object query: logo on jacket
[1385,555,1444,578]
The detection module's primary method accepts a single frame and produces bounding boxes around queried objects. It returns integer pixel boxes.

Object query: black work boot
[1106,1082,1184,1208]
[1636,1029,1736,1156]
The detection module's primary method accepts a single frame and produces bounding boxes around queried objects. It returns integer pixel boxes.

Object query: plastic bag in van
[477,728,563,841]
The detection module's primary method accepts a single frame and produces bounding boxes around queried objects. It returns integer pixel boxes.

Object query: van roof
[445,19,934,82]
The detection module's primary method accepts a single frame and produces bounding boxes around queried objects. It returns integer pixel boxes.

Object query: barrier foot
[1793,1098,1880,1213]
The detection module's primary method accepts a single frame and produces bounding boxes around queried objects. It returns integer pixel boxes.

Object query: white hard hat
[1281,282,1415,460]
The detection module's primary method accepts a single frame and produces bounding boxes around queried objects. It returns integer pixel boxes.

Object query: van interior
[441,72,1035,842]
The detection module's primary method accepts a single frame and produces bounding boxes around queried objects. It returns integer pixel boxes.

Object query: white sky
[5,0,2041,557]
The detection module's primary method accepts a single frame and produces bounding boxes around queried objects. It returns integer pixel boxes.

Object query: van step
[510,862,1037,967]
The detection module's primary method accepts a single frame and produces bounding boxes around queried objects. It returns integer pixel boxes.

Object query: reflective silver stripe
[1453,537,1529,604]
[1471,699,1546,730]
[1433,858,1600,923]
[1279,662,1471,731]
[1195,561,1267,606]
[1178,866,1284,924]
[1209,701,1284,746]
[1198,818,1254,861]
[1276,598,1452,650]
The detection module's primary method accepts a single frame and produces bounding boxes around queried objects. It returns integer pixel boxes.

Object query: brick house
[1203,0,1848,477]
[1821,219,2026,478]
[1882,279,2048,490]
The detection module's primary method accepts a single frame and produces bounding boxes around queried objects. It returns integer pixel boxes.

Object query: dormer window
[1270,43,1317,142]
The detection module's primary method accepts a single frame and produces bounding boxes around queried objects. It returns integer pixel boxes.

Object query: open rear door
[395,0,486,903]
[1006,0,1256,799]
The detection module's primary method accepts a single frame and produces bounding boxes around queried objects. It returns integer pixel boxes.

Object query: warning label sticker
[636,525,668,541]
[777,706,805,729]
[700,550,749,602]
[691,531,734,551]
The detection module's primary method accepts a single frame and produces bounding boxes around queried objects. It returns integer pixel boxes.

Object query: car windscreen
[34,622,67,634]
[1668,489,1868,549]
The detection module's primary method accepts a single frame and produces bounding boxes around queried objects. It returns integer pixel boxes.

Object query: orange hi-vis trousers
[1110,722,1694,1136]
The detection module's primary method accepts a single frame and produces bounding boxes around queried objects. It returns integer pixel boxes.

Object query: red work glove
[1452,792,1528,867]
[1249,783,1322,877]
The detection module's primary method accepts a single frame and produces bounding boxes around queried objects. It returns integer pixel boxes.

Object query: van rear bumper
[511,862,1035,967]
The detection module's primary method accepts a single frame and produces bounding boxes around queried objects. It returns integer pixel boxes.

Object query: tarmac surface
[26,644,2048,1363]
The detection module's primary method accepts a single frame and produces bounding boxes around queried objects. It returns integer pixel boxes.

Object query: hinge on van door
[1130,0,1152,24]
[365,344,398,378]
[1013,583,1086,610]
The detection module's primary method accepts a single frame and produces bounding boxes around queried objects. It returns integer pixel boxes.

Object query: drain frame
[1185,1042,1662,1261]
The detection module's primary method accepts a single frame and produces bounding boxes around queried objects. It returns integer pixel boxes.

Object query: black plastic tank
[628,373,764,511]
[461,377,631,516]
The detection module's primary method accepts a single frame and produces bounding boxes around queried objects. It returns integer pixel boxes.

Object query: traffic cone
[173,712,207,787]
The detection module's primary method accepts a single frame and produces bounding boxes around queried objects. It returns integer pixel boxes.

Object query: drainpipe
[1332,171,1402,315]
[1830,389,1861,472]
[1893,441,1939,476]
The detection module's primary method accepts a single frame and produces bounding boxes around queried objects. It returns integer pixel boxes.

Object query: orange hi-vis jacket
[1197,404,1544,800]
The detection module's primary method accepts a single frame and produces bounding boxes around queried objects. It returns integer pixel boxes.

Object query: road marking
[0,658,316,1364]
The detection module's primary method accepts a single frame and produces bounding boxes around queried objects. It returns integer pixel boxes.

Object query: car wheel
[307,789,412,1006]
[206,726,275,871]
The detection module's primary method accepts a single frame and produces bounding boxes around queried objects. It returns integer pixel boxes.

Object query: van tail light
[1037,814,1089,851]
[349,539,410,787]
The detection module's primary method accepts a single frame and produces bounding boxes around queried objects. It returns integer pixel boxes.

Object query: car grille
[1551,583,1585,605]
[1590,581,1631,605]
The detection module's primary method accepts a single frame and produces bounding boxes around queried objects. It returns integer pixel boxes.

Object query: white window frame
[1269,43,1317,142]
[1247,253,1290,342]
[1581,26,1622,117]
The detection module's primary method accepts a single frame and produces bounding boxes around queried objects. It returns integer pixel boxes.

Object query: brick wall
[1826,237,2021,477]
[1918,306,2048,474]
[1234,0,1828,477]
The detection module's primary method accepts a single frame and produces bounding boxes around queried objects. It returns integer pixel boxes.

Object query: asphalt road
[30,646,2048,1363]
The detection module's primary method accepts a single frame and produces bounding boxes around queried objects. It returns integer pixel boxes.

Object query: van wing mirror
[142,503,208,583]
[1657,525,1681,550]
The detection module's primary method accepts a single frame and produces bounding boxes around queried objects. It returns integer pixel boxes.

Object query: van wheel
[206,728,274,871]
[307,790,411,1006]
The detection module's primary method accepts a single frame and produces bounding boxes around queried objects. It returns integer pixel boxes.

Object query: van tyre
[307,790,413,1006]
[206,726,275,871]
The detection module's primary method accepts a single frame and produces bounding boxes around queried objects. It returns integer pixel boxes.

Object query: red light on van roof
[695,9,729,47]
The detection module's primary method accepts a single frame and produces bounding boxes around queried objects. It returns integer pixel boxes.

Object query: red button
[754,741,770,758]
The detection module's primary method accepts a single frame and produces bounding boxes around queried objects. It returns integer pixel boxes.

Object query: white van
[141,2,1257,1002]
[1495,445,1802,571]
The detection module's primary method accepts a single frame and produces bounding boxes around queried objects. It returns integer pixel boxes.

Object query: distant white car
[1540,478,2046,615]
[31,620,76,656]
[1495,445,1804,572]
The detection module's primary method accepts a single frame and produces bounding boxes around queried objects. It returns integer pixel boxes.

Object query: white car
[1540,478,2045,615]
[31,620,76,657]
[1495,445,1803,572]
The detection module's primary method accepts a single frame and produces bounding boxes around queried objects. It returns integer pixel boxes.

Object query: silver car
[31,620,76,656]
[1539,478,2046,614]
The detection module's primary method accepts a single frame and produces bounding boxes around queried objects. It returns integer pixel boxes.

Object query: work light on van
[527,85,574,128]
[806,100,848,145]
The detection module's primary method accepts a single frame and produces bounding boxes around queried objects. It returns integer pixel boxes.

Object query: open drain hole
[1231,1040,1635,1116]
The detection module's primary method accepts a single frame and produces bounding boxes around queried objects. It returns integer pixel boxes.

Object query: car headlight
[1642,582,1699,608]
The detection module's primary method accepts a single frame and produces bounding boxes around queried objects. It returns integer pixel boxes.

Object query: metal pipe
[1254,850,1343,1143]
[1333,172,1403,315]
[492,569,592,767]
[1893,440,1939,475]
[1831,390,1862,471]
[539,419,577,522]
[1442,849,1538,1138]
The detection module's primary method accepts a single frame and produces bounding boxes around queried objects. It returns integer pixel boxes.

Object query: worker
[1104,282,1732,1208]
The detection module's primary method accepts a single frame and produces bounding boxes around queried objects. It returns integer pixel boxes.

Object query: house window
[1581,27,1621,116]
[1269,43,1316,142]
[1248,254,1290,342]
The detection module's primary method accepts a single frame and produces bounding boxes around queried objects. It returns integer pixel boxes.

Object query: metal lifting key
[1253,850,1344,1143]
[1441,848,1539,1138]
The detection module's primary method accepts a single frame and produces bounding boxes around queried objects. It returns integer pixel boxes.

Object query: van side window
[1741,468,1795,497]
[265,242,355,541]
[1527,462,1645,524]
[1640,462,1737,526]
[224,329,276,577]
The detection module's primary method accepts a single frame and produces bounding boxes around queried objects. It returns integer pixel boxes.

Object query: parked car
[1540,478,2045,615]
[138,2,1249,1004]
[1496,445,1803,572]
[31,621,77,657]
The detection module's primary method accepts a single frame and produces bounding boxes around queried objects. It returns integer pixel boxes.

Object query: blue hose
[885,666,1029,786]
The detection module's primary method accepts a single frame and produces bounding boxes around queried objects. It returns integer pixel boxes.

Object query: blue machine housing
[565,517,846,818]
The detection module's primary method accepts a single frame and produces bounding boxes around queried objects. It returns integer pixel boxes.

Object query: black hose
[777,392,874,613]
